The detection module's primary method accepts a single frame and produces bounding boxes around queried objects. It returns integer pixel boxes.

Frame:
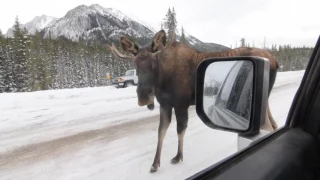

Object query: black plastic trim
[195,56,270,135]
[187,128,319,180]
[285,36,320,133]
[186,126,288,180]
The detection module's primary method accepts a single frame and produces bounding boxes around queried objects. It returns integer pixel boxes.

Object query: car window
[216,61,253,120]
[0,0,317,179]
[216,62,242,107]
[125,70,135,76]
[235,63,253,120]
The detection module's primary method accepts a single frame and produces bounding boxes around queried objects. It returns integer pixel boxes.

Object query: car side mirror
[196,57,270,136]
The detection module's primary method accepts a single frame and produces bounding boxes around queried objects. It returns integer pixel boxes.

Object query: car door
[187,36,320,180]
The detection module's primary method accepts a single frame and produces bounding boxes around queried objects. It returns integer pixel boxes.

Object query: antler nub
[168,31,176,45]
[166,31,176,47]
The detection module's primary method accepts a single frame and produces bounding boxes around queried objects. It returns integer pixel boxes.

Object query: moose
[108,30,278,172]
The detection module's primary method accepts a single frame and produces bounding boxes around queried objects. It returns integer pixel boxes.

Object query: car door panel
[188,128,319,180]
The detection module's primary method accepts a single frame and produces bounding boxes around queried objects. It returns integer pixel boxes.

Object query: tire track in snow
[0,114,160,170]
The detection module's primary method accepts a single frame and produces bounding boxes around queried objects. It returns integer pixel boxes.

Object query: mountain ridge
[6,15,57,37]
[6,4,230,52]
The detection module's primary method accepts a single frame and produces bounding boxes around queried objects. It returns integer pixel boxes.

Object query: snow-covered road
[0,70,305,180]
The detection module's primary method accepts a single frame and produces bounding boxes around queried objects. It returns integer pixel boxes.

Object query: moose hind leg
[171,107,188,164]
[150,105,172,173]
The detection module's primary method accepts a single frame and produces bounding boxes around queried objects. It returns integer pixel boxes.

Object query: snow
[6,15,57,37]
[184,31,201,45]
[124,12,158,33]
[5,4,154,41]
[0,86,159,153]
[43,4,154,42]
[0,70,305,179]
[25,15,57,32]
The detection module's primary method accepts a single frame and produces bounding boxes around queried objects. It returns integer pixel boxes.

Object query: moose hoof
[170,156,183,164]
[150,165,159,173]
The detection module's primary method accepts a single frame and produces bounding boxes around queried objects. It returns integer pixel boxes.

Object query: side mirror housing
[195,57,270,136]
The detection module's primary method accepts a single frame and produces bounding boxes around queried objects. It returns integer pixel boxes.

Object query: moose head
[108,30,175,110]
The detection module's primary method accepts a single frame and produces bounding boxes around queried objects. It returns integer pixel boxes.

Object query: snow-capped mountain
[6,15,57,37]
[41,4,228,51]
[183,33,230,52]
[41,4,154,45]
[5,4,230,52]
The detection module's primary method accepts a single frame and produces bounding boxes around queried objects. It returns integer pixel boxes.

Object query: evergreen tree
[170,7,177,34]
[12,16,29,92]
[4,39,15,92]
[163,8,171,32]
[163,7,178,36]
[0,42,5,92]
[240,38,246,47]
[47,35,59,89]
[179,26,189,44]
[180,26,186,41]
[28,30,48,90]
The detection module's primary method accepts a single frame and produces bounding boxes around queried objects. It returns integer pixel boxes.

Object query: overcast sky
[0,0,319,48]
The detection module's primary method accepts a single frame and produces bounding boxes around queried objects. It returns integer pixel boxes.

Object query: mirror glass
[203,60,253,130]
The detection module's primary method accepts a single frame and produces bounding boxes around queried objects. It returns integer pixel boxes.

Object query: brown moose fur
[108,30,279,173]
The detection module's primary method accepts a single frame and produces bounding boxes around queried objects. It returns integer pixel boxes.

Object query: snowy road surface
[0,70,305,180]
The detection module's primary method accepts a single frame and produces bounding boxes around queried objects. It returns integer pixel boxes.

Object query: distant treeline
[269,45,313,71]
[0,19,135,93]
[0,19,314,93]
[238,38,314,72]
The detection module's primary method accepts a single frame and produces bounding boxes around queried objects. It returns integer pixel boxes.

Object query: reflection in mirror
[203,60,253,131]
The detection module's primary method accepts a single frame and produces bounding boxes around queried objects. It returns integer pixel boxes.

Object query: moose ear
[120,37,139,55]
[151,30,166,52]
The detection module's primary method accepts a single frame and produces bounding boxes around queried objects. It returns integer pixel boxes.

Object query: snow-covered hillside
[0,70,305,179]
[183,31,230,52]
[6,15,57,37]
[41,4,154,44]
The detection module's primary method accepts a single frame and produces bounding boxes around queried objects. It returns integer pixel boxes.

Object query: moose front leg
[150,105,172,173]
[261,100,277,132]
[171,107,188,164]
